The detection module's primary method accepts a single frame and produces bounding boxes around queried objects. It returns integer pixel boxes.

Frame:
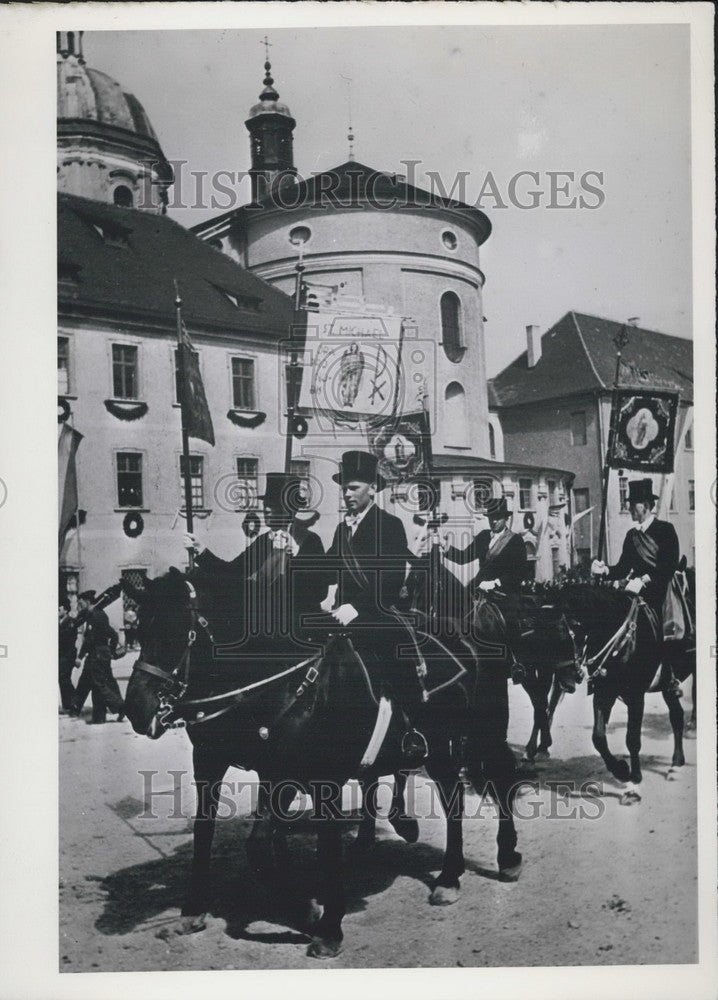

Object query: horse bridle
[133,581,215,730]
[562,598,654,683]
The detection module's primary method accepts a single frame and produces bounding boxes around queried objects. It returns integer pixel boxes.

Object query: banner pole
[284,250,305,474]
[174,280,195,572]
[597,321,632,562]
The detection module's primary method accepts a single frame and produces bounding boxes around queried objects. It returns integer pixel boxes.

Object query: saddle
[662,571,694,644]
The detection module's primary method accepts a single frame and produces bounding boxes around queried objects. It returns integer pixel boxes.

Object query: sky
[85,25,692,376]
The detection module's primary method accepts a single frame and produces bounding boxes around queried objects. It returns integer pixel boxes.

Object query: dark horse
[558,583,686,804]
[123,567,521,958]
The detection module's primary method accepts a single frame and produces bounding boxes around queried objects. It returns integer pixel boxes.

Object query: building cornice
[251,250,485,288]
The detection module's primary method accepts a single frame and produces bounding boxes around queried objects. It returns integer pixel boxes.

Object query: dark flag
[368,410,433,484]
[609,389,679,473]
[179,322,215,446]
[58,423,83,547]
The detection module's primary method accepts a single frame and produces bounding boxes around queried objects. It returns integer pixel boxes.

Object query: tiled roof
[58,194,294,337]
[489,311,693,408]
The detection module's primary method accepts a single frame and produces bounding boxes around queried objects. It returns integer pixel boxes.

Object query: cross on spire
[262,35,273,62]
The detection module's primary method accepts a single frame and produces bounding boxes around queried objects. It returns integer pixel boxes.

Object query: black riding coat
[445,529,528,595]
[607,517,680,611]
[79,608,119,659]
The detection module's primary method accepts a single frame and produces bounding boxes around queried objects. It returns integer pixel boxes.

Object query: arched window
[445,382,469,447]
[113,185,134,208]
[440,291,464,363]
[489,423,496,459]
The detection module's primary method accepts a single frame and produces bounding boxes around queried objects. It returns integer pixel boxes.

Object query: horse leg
[427,760,465,905]
[181,748,227,928]
[542,677,565,753]
[349,776,378,856]
[307,795,345,959]
[246,781,281,885]
[520,669,543,763]
[592,689,630,782]
[388,769,419,843]
[663,687,686,775]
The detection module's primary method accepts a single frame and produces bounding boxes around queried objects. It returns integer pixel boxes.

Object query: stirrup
[401,728,428,768]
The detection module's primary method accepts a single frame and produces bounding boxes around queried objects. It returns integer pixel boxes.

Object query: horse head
[124,567,195,739]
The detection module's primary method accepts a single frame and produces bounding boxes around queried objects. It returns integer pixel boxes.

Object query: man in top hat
[591,478,680,616]
[186,472,325,645]
[69,590,124,723]
[320,450,427,763]
[442,497,528,683]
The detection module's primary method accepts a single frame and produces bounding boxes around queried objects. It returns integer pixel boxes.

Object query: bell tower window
[441,292,464,363]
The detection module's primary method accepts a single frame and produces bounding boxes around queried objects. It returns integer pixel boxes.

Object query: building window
[684,424,693,450]
[180,456,204,510]
[231,357,256,410]
[120,568,147,612]
[518,477,533,511]
[547,479,559,505]
[570,411,587,446]
[573,487,590,513]
[488,423,496,459]
[440,292,464,363]
[174,347,199,404]
[113,185,134,208]
[442,230,458,251]
[289,225,311,246]
[235,457,259,510]
[444,382,469,446]
[116,453,143,509]
[669,484,676,512]
[551,548,561,579]
[688,480,695,512]
[58,336,71,395]
[112,344,138,400]
[619,475,629,512]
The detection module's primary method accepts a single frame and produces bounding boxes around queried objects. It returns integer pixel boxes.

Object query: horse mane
[558,582,633,625]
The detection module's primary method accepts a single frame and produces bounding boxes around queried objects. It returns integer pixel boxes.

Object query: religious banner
[367,410,433,484]
[299,311,405,427]
[609,389,679,473]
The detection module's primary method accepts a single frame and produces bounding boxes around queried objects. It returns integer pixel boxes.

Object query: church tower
[245,44,297,203]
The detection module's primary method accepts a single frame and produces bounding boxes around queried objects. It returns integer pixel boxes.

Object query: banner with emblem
[299,311,405,427]
[367,410,433,484]
[609,389,679,473]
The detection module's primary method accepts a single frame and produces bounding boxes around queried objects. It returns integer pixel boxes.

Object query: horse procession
[70,450,696,961]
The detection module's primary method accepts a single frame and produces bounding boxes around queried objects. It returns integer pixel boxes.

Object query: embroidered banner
[609,389,679,473]
[367,410,434,484]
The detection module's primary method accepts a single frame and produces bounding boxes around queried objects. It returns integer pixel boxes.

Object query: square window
[518,477,533,511]
[112,344,138,400]
[570,411,587,446]
[117,453,143,508]
[235,457,259,510]
[231,357,256,410]
[180,456,204,510]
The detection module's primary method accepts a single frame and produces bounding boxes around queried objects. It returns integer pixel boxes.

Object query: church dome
[247,61,295,122]
[56,31,172,213]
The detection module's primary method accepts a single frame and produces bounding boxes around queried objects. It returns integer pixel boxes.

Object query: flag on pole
[58,424,83,546]
[609,389,679,473]
[367,410,433,484]
[179,322,215,446]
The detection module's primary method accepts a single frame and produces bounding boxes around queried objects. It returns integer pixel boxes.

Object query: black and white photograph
[0,4,715,998]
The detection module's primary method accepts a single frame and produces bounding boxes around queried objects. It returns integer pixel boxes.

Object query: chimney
[526,324,542,368]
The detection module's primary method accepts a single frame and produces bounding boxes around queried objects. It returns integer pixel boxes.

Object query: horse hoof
[666,765,683,781]
[612,760,631,782]
[498,853,523,882]
[389,815,420,843]
[307,935,343,959]
[535,749,551,761]
[430,884,460,906]
[296,898,322,936]
[520,753,536,764]
[619,789,642,806]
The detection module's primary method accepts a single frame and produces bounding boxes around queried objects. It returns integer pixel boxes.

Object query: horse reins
[563,597,658,682]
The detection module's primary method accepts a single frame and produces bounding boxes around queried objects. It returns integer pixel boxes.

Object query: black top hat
[627,478,658,505]
[259,472,307,513]
[332,450,386,491]
[78,589,96,603]
[485,497,510,520]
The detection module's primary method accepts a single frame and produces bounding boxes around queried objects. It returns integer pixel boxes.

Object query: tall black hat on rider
[332,450,387,491]
[627,478,659,505]
[485,497,510,521]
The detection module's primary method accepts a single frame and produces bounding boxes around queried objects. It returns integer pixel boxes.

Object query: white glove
[478,580,497,592]
[624,577,644,595]
[331,603,359,626]
[320,584,338,613]
[272,530,299,556]
[413,529,431,556]
[591,559,609,576]
[184,532,203,555]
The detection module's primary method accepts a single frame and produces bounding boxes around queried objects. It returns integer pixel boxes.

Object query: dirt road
[59,655,697,971]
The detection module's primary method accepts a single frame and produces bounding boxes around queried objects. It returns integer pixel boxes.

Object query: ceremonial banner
[609,389,679,473]
[368,410,433,484]
[179,322,215,446]
[58,423,83,546]
[299,311,405,427]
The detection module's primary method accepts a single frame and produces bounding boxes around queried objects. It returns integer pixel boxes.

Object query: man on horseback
[591,477,681,691]
[316,450,428,766]
[186,472,326,646]
[441,497,528,684]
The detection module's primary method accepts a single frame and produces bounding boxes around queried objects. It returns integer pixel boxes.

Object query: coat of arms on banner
[299,311,405,427]
[368,410,433,484]
[610,389,679,473]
